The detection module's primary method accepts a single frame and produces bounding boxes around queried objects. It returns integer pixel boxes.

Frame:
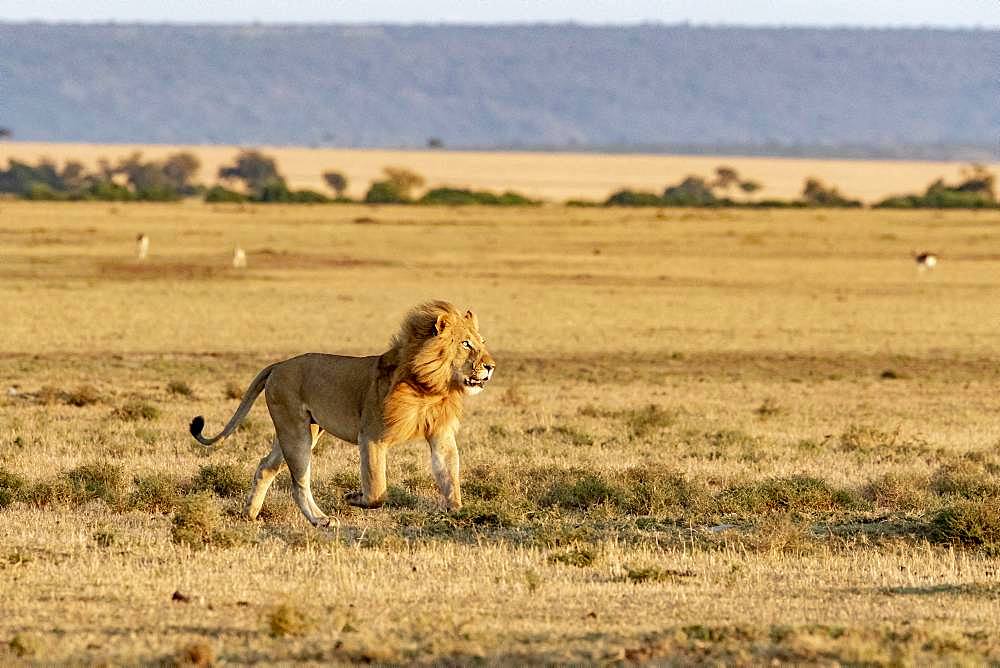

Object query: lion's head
[391,300,495,396]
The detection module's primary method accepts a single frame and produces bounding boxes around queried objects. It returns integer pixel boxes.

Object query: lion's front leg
[428,430,462,511]
[346,436,387,509]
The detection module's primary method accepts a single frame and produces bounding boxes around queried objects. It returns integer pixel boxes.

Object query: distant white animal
[914,251,938,271]
[136,233,149,261]
[233,246,247,269]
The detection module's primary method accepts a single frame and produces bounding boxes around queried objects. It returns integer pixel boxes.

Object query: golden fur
[189,300,494,526]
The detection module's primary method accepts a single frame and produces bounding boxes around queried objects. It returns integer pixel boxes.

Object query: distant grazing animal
[189,301,495,526]
[232,246,247,268]
[136,233,149,261]
[914,251,938,271]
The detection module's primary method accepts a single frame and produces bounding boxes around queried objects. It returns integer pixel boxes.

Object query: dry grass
[1,201,1000,663]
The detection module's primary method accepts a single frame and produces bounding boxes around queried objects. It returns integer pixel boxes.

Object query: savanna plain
[1,200,999,664]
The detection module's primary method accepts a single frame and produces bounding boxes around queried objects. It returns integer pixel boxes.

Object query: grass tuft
[622,564,696,583]
[223,380,243,400]
[717,475,859,516]
[860,472,932,511]
[540,471,622,510]
[0,468,29,509]
[191,463,247,498]
[547,545,596,567]
[925,499,1000,553]
[166,380,195,397]
[64,462,128,507]
[114,399,160,421]
[620,465,710,516]
[8,633,40,658]
[170,640,215,667]
[171,492,224,549]
[839,424,899,453]
[267,603,313,637]
[65,384,103,406]
[129,473,180,513]
[93,528,117,548]
[930,462,1000,499]
[624,404,675,439]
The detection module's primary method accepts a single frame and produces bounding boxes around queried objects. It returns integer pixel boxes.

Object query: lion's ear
[434,313,450,335]
[464,310,479,329]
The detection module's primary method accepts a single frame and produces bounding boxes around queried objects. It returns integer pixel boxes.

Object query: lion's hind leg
[277,422,331,528]
[245,438,285,520]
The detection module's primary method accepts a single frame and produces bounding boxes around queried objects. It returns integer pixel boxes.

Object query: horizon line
[1,19,998,31]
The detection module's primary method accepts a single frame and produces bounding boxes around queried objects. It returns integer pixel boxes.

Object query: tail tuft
[189,415,205,437]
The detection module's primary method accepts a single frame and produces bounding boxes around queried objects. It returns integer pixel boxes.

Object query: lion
[189,300,495,527]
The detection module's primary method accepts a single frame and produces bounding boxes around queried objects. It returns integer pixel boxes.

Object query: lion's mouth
[463,377,488,388]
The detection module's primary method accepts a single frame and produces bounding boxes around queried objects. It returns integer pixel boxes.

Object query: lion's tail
[189,363,277,448]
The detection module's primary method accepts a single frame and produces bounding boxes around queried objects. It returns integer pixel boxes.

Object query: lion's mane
[381,301,470,443]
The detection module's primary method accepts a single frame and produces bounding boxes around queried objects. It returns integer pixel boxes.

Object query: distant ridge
[0,23,996,159]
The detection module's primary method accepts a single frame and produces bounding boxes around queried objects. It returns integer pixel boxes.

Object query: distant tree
[0,128,10,139]
[322,171,348,197]
[956,163,995,199]
[738,180,762,195]
[712,166,740,191]
[364,180,408,204]
[60,161,88,191]
[162,152,201,193]
[427,137,444,149]
[662,175,717,206]
[801,177,861,207]
[382,167,425,199]
[218,150,284,195]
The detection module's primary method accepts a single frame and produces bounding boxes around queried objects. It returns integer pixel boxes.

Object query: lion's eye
[462,340,473,350]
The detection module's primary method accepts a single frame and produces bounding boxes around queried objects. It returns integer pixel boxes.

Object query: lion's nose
[484,363,495,372]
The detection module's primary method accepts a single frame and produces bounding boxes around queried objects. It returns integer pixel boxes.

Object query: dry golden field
[1,200,1000,664]
[4,141,998,203]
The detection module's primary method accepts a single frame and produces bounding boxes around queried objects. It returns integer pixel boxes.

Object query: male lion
[189,301,495,526]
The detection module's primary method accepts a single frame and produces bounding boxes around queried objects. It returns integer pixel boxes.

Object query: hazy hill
[0,23,995,156]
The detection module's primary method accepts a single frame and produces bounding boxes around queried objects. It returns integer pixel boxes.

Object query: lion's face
[395,301,496,397]
[451,313,495,396]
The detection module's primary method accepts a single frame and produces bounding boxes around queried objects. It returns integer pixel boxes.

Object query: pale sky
[1,0,998,28]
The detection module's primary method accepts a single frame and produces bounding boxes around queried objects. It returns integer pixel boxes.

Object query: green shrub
[22,479,73,507]
[0,468,28,509]
[418,187,538,206]
[717,475,858,516]
[129,473,180,513]
[83,180,135,201]
[364,179,409,204]
[930,462,1000,499]
[860,472,931,511]
[204,185,248,203]
[875,168,998,209]
[926,499,1000,553]
[254,181,330,203]
[662,176,718,206]
[605,189,663,207]
[114,400,160,421]
[619,465,709,516]
[540,472,623,510]
[191,463,246,498]
[171,491,224,549]
[24,182,64,200]
[64,462,128,506]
